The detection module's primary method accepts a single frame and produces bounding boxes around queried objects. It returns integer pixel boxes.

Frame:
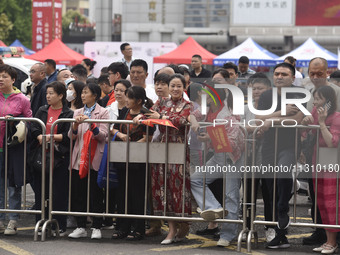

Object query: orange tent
[153,36,216,65]
[26,38,87,65]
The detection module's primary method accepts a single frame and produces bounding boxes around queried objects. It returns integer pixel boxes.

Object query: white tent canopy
[213,37,279,67]
[276,38,338,68]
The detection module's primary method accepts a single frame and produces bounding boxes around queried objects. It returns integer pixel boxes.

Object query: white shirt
[145,84,158,103]
[293,69,303,87]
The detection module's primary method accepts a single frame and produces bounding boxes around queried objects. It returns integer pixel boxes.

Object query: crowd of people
[0,43,340,253]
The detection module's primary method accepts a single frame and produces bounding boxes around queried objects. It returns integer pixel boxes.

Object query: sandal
[126,231,143,241]
[112,230,129,239]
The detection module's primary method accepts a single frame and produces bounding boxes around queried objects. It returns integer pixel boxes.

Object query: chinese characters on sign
[207,125,232,153]
[232,0,293,26]
[237,1,288,9]
[148,0,157,22]
[32,0,62,51]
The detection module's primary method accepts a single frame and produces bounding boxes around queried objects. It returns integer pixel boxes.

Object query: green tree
[0,0,32,48]
[0,13,13,41]
[62,9,89,36]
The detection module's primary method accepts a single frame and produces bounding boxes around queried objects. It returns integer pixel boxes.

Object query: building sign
[296,0,340,26]
[32,0,62,51]
[231,0,294,26]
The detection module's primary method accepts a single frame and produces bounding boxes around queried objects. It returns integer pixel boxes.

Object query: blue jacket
[47,70,58,84]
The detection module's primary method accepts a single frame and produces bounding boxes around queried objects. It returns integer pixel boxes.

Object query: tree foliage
[62,9,89,36]
[0,0,32,48]
[0,13,14,41]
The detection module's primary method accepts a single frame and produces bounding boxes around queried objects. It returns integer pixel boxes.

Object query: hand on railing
[37,134,50,145]
[132,114,143,125]
[301,115,314,126]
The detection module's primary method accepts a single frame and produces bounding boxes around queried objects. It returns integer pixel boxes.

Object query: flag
[141,119,178,129]
[206,125,232,153]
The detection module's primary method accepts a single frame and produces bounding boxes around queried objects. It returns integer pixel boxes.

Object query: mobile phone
[324,100,331,111]
[140,107,152,114]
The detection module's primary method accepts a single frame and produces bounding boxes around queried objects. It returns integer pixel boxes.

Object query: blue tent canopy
[10,39,36,55]
[213,38,279,67]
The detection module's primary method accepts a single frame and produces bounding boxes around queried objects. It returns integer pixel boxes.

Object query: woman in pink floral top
[302,86,340,253]
[146,74,192,245]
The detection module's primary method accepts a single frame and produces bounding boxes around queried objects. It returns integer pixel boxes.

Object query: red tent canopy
[26,39,87,65]
[0,40,7,47]
[153,36,217,65]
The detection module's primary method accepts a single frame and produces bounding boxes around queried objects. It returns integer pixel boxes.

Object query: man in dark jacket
[30,63,48,116]
[44,59,58,84]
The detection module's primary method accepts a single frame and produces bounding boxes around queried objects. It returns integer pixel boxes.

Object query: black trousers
[34,160,69,231]
[262,148,296,231]
[116,163,146,234]
[70,169,103,229]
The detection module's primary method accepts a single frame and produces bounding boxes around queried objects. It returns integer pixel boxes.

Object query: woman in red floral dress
[147,74,192,245]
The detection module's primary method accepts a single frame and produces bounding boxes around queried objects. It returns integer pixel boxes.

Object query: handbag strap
[112,131,119,141]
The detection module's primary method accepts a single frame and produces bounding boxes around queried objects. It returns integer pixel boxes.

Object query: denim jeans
[191,152,243,241]
[0,152,21,221]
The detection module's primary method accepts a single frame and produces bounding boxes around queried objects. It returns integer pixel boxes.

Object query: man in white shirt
[120,43,133,71]
[130,59,158,103]
[284,56,303,87]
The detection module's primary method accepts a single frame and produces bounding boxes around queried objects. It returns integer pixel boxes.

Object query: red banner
[296,0,340,26]
[206,125,232,153]
[32,0,62,51]
[141,119,178,129]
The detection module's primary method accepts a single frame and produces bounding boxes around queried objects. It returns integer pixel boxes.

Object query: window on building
[184,0,229,27]
[161,32,172,42]
[139,32,149,42]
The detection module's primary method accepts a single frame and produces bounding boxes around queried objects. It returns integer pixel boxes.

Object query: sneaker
[68,228,87,238]
[4,220,17,235]
[217,238,231,247]
[53,229,67,237]
[0,221,5,234]
[101,224,114,230]
[91,228,102,239]
[200,208,226,221]
[266,234,290,249]
[241,232,254,242]
[265,228,276,242]
[303,229,327,245]
[196,227,219,236]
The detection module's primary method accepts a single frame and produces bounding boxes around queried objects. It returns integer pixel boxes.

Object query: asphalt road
[0,186,323,255]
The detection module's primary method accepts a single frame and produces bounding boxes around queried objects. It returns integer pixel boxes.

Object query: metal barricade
[43,118,249,246]
[247,124,340,252]
[0,117,47,241]
[197,122,249,252]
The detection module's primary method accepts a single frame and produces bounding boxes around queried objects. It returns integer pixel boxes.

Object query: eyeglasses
[29,70,36,74]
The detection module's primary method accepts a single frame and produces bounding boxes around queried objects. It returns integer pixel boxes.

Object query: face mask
[66,90,75,102]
